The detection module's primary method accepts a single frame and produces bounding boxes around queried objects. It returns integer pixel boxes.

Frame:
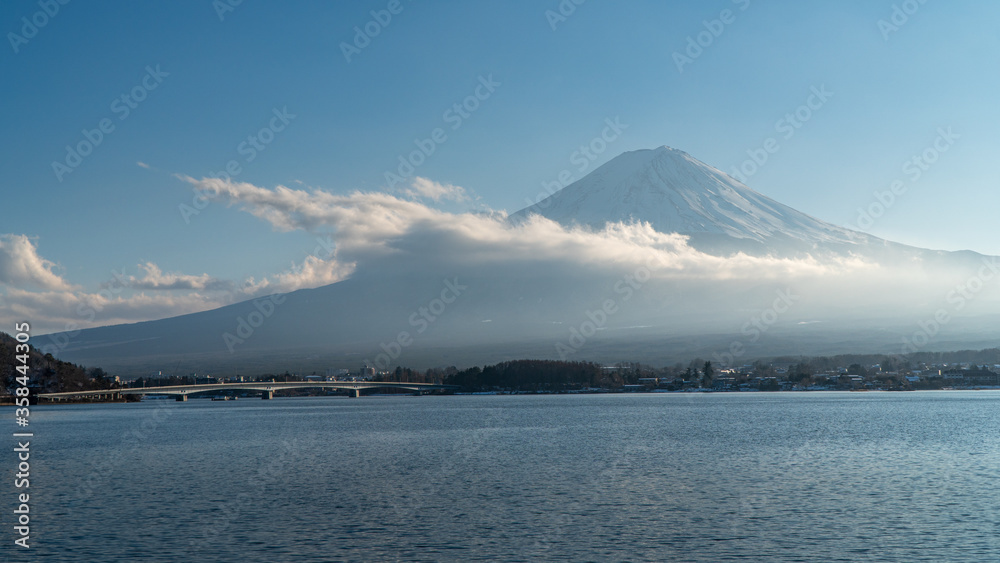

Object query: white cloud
[241,255,355,295]
[4,175,971,337]
[0,250,357,334]
[126,262,232,291]
[402,177,469,202]
[180,175,874,282]
[178,174,443,238]
[137,161,150,169]
[0,234,76,291]
[0,286,225,334]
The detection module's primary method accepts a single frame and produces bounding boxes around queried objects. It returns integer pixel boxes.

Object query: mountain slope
[511,146,883,256]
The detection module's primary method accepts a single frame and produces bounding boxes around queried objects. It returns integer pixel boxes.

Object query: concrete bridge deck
[38,381,458,400]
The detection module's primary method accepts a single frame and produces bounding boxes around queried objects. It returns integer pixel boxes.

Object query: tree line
[0,331,118,398]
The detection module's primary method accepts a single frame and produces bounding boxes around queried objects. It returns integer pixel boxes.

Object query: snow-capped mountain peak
[511,146,869,254]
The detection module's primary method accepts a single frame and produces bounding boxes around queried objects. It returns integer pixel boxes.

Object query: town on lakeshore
[4,325,1000,404]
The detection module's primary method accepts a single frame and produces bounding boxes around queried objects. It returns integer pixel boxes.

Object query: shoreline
[4,386,1000,406]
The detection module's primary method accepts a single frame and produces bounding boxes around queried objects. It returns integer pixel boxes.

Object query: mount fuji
[41,146,1000,376]
[513,146,921,260]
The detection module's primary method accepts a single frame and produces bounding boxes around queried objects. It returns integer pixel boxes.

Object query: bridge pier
[349,388,360,398]
[261,390,273,400]
[176,395,187,402]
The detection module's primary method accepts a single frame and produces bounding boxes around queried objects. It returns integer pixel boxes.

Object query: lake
[8,391,1000,561]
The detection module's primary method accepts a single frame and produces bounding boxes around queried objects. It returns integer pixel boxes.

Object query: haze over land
[35,147,1000,377]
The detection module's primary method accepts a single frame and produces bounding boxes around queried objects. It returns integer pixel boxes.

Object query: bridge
[38,381,458,401]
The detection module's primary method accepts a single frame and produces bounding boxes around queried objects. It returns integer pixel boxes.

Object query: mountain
[40,147,1000,376]
[512,146,913,260]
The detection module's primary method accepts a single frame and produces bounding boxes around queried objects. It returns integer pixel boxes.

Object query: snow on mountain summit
[512,146,870,254]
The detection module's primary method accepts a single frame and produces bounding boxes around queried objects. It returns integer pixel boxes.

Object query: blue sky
[2,0,999,332]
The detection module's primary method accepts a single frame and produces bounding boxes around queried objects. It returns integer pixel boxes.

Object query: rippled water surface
[10,391,1000,561]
